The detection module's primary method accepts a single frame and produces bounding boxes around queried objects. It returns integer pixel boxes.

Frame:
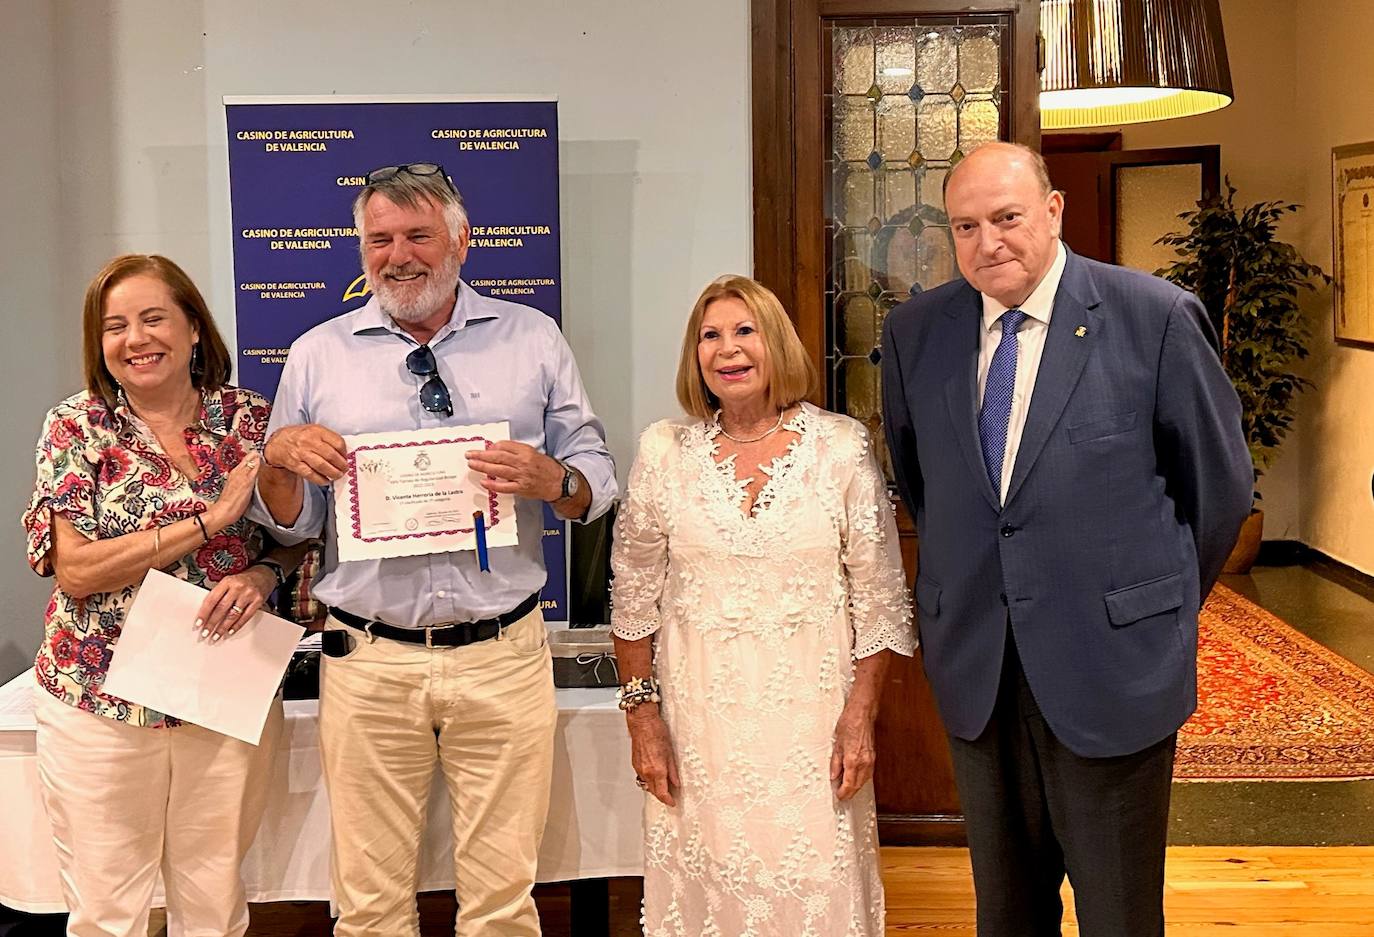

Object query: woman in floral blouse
[23,254,304,937]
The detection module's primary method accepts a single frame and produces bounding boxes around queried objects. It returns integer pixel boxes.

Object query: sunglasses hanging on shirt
[405,344,453,417]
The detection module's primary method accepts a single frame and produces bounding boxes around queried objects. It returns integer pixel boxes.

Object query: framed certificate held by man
[334,422,518,562]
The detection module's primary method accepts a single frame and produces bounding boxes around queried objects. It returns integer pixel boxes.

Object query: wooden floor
[884,846,1374,935]
[143,846,1374,935]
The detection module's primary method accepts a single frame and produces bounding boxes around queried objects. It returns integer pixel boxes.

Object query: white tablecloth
[0,670,644,914]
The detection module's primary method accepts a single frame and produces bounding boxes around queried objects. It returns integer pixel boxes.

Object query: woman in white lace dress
[610,275,915,937]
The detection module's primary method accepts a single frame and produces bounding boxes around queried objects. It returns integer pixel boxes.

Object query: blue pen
[473,510,490,572]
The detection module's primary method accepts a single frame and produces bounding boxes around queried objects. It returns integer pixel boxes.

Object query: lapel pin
[1074,325,1087,337]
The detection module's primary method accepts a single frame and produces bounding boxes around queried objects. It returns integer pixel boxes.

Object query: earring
[190,344,202,377]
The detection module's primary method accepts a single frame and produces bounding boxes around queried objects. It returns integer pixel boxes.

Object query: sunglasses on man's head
[405,344,453,418]
[366,162,459,195]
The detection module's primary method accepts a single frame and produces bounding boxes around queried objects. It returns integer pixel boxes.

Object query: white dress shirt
[976,241,1068,504]
[248,282,617,626]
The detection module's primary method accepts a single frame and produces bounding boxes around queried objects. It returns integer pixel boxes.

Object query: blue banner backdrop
[224,95,567,620]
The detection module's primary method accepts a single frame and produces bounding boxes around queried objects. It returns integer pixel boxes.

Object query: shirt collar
[351,278,502,343]
[980,240,1068,332]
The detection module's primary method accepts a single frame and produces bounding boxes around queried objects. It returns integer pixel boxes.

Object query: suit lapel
[1003,251,1103,507]
[942,286,1002,512]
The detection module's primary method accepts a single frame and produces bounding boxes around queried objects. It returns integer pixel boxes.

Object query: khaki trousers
[33,686,283,937]
[319,607,557,937]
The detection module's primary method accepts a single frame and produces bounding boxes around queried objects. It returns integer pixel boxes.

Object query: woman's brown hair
[82,254,232,409]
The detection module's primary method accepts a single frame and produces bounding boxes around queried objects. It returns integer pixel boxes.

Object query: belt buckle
[363,622,379,645]
[425,626,436,649]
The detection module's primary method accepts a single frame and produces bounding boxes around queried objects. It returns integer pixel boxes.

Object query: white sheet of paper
[0,675,36,731]
[102,569,304,745]
[333,423,519,562]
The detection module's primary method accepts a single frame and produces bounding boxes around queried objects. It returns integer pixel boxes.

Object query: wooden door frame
[751,0,1043,846]
[751,0,1043,375]
[1105,146,1221,260]
[1045,143,1221,264]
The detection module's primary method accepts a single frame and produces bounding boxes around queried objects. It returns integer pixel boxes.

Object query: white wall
[1107,0,1374,572]
[0,1,72,681]
[0,0,753,680]
[1084,0,1374,573]
[1111,0,1307,539]
[198,0,753,468]
[1292,1,1374,575]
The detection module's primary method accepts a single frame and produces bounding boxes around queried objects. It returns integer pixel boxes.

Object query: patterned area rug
[1176,583,1374,781]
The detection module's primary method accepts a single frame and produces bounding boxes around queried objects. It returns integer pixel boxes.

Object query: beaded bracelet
[616,675,661,712]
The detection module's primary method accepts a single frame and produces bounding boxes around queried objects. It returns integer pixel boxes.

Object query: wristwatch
[252,558,288,592]
[558,461,581,500]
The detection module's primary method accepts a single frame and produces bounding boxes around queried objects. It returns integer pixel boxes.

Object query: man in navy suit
[881,142,1251,936]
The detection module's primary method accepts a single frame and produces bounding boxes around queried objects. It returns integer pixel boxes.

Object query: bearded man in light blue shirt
[251,163,616,937]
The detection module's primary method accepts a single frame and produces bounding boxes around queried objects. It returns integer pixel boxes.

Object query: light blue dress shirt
[249,281,617,627]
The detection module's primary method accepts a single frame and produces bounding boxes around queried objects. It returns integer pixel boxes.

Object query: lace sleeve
[840,423,915,658]
[609,425,672,641]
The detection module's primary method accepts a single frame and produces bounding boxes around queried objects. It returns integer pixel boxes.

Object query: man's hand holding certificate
[334,422,519,562]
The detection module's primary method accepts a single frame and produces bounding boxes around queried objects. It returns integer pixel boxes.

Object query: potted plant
[1155,179,1330,573]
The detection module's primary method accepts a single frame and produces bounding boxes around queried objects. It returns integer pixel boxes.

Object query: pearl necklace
[714,408,785,444]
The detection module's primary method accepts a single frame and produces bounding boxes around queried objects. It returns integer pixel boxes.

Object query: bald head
[943,142,1054,200]
[943,142,1064,308]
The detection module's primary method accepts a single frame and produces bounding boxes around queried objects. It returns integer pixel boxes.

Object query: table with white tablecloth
[0,670,644,914]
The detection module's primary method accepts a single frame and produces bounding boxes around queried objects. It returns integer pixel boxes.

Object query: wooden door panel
[1045,150,1111,261]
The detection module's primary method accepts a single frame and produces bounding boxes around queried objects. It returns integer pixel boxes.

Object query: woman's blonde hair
[675,275,817,420]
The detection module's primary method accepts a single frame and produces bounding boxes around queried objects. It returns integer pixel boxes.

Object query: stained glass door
[826,20,1010,476]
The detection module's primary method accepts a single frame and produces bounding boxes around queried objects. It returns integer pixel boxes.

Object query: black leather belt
[328,592,540,648]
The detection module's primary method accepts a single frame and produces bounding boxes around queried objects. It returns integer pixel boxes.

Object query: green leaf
[1157,175,1329,473]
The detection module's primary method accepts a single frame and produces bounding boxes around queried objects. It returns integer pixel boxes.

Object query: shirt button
[437,590,447,598]
[1000,525,1017,538]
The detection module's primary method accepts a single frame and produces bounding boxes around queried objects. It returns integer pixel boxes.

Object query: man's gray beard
[375,253,462,323]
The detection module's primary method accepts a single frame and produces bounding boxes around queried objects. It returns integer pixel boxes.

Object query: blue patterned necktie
[978,309,1027,495]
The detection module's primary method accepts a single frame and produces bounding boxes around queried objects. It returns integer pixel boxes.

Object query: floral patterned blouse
[22,386,272,727]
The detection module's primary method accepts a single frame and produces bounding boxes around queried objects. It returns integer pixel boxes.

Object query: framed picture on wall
[1332,142,1374,346]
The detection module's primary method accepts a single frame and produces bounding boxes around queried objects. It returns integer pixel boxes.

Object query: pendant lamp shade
[1040,0,1234,129]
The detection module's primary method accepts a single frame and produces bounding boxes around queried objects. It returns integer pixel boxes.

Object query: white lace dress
[610,404,915,937]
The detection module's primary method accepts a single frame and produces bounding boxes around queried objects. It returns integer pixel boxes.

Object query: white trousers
[319,607,557,937]
[33,686,283,937]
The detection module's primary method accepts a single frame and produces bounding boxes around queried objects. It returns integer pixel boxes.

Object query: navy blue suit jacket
[881,248,1252,758]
